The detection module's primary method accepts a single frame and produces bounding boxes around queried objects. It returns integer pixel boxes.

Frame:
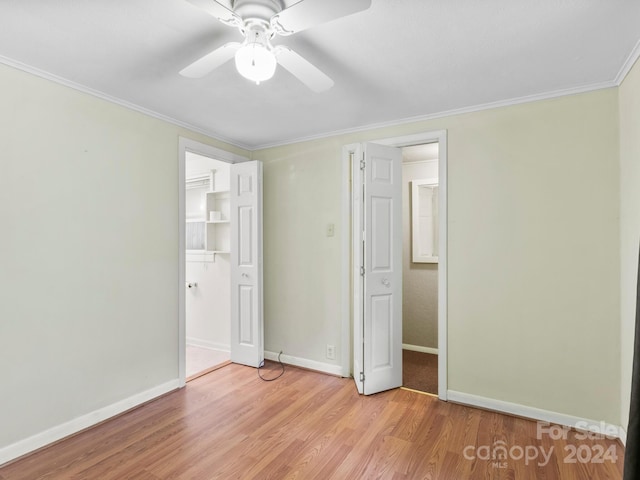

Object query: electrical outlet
[326,344,336,360]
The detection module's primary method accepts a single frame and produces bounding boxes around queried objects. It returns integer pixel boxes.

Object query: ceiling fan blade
[275,46,334,92]
[185,0,242,27]
[180,42,241,78]
[271,0,372,35]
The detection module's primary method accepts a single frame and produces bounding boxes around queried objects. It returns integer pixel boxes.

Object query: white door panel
[363,143,402,395]
[230,161,263,368]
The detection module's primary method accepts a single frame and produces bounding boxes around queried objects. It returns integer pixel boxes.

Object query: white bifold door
[230,160,264,368]
[353,143,403,395]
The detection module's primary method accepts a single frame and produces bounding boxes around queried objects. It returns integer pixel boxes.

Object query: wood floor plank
[0,363,624,480]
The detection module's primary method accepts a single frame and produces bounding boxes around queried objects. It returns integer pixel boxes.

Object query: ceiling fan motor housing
[233,0,283,31]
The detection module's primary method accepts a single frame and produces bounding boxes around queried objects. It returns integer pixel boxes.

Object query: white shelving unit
[205,190,230,255]
[186,167,231,261]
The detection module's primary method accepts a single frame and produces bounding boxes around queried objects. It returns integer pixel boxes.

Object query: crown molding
[0,51,630,153]
[0,55,253,151]
[252,80,617,150]
[614,38,640,86]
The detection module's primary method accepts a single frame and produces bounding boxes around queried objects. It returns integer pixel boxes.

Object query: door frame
[341,130,448,400]
[178,137,249,387]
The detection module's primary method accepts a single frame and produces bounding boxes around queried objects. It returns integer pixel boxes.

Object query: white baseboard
[264,350,344,377]
[447,390,625,441]
[0,379,179,467]
[403,343,438,355]
[186,337,230,352]
[618,427,627,446]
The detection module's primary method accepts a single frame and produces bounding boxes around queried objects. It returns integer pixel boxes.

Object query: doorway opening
[343,130,447,399]
[401,143,439,395]
[184,153,232,381]
[178,137,264,387]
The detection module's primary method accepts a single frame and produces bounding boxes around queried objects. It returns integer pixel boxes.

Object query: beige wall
[255,88,621,424]
[446,91,619,424]
[257,138,345,363]
[0,63,247,450]
[619,57,640,429]
[402,161,438,349]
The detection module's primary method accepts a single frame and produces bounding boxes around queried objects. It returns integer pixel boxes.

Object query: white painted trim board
[253,82,616,150]
[264,350,344,377]
[0,380,179,467]
[614,37,640,85]
[340,148,353,378]
[0,55,252,151]
[403,343,438,355]
[448,390,626,441]
[1,49,634,152]
[619,427,627,446]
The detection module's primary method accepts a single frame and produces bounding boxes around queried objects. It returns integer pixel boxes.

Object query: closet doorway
[344,130,447,399]
[401,143,439,395]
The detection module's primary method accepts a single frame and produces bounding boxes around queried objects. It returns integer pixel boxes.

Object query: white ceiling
[0,0,638,149]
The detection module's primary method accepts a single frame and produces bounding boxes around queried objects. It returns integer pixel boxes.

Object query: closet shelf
[206,220,230,224]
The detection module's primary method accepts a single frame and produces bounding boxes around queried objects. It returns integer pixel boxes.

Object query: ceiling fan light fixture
[183,0,373,90]
[234,35,276,84]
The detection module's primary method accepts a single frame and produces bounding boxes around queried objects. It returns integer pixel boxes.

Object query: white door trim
[178,137,249,387]
[341,130,448,400]
[340,146,358,378]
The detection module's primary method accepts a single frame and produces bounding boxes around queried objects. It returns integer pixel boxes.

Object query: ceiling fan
[180,0,372,92]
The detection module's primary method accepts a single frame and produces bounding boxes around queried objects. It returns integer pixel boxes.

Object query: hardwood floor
[0,363,624,479]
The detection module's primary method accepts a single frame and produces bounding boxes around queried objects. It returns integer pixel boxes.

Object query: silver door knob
[381,278,390,287]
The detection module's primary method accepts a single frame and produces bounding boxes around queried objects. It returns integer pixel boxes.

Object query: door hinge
[360,266,365,276]
[359,371,365,382]
[360,157,366,170]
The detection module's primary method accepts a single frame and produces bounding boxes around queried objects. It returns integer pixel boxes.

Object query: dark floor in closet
[402,350,438,394]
